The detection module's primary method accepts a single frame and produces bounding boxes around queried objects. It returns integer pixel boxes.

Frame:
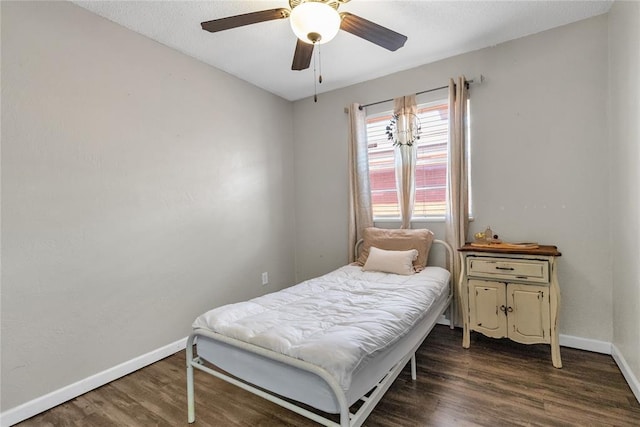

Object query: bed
[186,229,453,427]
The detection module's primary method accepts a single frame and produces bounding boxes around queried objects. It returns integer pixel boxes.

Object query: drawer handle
[495,266,515,271]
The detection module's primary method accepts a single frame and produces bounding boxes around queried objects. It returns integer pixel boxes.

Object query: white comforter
[193,265,449,391]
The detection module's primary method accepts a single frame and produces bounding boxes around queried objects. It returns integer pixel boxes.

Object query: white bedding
[193,265,450,392]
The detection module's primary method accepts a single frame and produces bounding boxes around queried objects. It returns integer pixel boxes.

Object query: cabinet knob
[499,305,514,314]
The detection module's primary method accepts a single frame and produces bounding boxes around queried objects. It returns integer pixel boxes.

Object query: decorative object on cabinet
[458,243,562,368]
[473,225,501,244]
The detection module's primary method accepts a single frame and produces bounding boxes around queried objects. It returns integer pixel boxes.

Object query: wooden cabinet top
[459,243,561,257]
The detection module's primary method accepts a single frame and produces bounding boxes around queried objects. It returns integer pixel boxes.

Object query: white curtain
[445,76,470,326]
[393,95,418,229]
[348,103,373,262]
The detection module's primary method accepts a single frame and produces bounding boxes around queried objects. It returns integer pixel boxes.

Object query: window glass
[366,100,449,219]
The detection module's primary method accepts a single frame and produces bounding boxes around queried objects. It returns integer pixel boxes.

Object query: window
[366,100,450,220]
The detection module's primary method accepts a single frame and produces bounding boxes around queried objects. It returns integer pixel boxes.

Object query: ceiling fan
[201,0,408,71]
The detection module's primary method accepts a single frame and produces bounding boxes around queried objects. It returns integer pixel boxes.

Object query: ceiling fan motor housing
[289,0,344,10]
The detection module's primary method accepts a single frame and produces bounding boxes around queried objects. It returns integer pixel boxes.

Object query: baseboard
[559,333,612,354]
[612,344,640,404]
[436,314,451,326]
[0,337,188,427]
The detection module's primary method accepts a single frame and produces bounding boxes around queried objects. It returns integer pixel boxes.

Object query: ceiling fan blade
[201,8,290,33]
[339,12,407,51]
[291,39,314,71]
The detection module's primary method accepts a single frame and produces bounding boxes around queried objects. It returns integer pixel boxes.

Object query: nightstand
[458,243,562,368]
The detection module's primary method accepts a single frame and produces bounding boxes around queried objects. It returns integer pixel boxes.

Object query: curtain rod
[357,75,483,110]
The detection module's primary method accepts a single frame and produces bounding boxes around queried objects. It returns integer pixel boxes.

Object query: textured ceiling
[73,0,613,101]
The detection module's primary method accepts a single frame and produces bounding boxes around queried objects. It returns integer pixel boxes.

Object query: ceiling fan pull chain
[313,42,318,102]
[318,43,323,84]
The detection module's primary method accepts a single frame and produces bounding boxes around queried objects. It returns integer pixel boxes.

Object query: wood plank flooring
[15,326,640,426]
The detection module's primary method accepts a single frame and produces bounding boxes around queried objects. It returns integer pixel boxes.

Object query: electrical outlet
[261,272,269,286]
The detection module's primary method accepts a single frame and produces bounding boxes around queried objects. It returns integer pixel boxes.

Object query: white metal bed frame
[186,239,454,427]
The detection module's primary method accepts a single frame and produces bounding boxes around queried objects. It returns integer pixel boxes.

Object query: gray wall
[1,1,296,410]
[609,0,640,393]
[293,16,612,342]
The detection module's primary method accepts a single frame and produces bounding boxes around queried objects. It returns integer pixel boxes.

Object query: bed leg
[449,302,456,330]
[187,363,195,423]
[340,407,350,427]
[186,335,196,424]
[411,354,417,380]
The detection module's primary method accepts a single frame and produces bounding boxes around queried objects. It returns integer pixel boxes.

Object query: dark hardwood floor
[15,326,640,426]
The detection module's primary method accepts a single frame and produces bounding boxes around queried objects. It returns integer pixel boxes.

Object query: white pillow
[362,246,418,275]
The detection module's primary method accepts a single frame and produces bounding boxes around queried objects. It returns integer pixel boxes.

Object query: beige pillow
[362,247,418,275]
[357,227,434,271]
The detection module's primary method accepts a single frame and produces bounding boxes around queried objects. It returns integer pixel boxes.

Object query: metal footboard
[187,328,350,426]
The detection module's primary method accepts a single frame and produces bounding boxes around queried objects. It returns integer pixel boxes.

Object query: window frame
[364,97,472,223]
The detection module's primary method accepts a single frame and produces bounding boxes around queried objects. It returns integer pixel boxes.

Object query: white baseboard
[559,334,612,354]
[612,344,640,404]
[0,337,188,427]
[436,314,451,326]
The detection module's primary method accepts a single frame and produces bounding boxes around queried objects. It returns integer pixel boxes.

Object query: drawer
[467,257,550,284]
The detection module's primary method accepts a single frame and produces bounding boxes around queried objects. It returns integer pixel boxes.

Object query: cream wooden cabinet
[458,244,562,368]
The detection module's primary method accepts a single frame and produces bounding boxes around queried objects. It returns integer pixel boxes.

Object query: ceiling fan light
[290,1,341,45]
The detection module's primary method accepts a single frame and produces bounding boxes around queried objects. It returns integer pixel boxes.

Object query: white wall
[609,0,640,395]
[293,16,612,342]
[1,1,295,411]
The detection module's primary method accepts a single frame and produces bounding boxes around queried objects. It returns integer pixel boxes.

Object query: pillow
[356,227,434,271]
[362,247,418,275]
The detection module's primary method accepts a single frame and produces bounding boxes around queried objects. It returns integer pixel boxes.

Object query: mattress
[193,265,450,413]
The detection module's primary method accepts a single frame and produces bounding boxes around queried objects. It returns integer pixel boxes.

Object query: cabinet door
[507,283,551,344]
[469,280,507,338]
